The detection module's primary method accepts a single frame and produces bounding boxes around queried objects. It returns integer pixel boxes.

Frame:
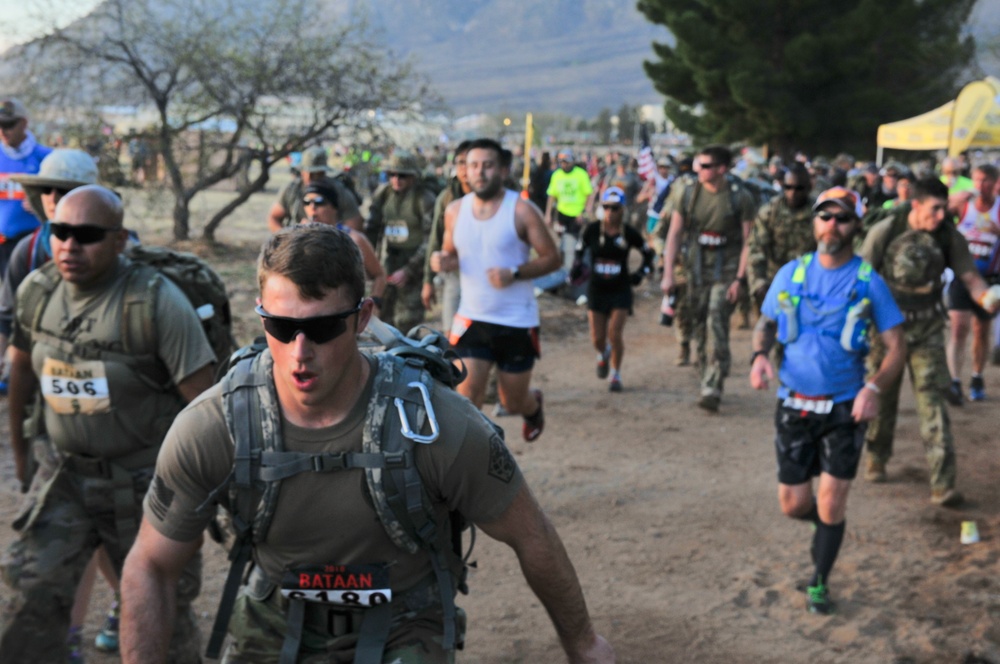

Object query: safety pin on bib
[394,381,439,444]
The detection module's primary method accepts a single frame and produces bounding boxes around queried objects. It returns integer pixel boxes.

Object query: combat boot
[864,455,887,483]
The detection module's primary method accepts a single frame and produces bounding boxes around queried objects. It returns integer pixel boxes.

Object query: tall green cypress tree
[637,0,976,157]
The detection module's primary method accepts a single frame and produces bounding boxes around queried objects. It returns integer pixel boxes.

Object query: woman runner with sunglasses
[572,186,655,392]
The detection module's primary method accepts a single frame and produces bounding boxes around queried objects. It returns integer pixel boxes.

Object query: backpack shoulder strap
[120,262,162,358]
[205,347,276,659]
[19,261,62,338]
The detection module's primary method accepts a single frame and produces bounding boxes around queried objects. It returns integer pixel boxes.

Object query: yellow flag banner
[949,79,1000,157]
[522,113,533,195]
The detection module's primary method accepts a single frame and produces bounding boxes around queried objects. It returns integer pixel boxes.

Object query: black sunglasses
[255,301,363,344]
[41,186,72,196]
[50,222,122,244]
[783,185,806,192]
[302,196,330,207]
[816,211,856,224]
[387,172,411,178]
[602,204,622,211]
[697,162,719,169]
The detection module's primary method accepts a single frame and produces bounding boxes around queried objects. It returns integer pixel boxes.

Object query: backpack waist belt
[62,446,161,478]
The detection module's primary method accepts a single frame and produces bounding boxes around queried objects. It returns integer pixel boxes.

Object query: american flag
[637,124,656,181]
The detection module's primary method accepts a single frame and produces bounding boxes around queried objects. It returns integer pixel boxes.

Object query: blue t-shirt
[0,142,52,239]
[762,254,903,403]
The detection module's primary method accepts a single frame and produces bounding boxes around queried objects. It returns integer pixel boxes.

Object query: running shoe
[969,374,986,402]
[596,345,610,379]
[491,402,509,417]
[94,595,120,652]
[945,379,964,406]
[68,626,84,664]
[609,375,622,393]
[806,581,835,615]
[522,389,544,442]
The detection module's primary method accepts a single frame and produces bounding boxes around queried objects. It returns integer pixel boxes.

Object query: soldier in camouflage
[0,186,215,662]
[748,164,817,306]
[860,177,1000,507]
[365,151,437,334]
[660,145,758,412]
[121,224,615,664]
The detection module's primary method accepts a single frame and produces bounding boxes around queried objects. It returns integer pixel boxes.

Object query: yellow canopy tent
[876,76,1000,163]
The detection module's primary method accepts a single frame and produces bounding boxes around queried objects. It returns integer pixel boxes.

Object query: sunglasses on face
[816,211,856,224]
[255,300,363,344]
[388,172,411,179]
[302,196,330,207]
[41,186,72,196]
[602,204,622,211]
[697,162,719,170]
[783,185,806,191]
[49,222,121,244]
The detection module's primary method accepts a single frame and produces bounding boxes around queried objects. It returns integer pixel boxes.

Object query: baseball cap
[813,187,860,216]
[299,147,330,174]
[303,181,339,209]
[602,186,626,205]
[0,98,28,122]
[557,150,574,162]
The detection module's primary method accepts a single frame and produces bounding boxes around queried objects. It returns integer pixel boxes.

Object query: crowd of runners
[1,91,1000,662]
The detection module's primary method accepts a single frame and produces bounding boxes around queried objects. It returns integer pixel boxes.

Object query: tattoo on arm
[752,315,777,354]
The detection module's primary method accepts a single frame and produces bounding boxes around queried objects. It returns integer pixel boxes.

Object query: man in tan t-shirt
[0,185,216,663]
[121,224,615,664]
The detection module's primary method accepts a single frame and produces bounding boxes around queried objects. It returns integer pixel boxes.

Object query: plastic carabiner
[394,381,439,444]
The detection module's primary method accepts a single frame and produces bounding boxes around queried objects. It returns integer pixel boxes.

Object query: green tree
[617,104,637,145]
[8,0,426,241]
[637,0,975,158]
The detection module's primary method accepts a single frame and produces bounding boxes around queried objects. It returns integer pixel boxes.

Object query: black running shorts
[773,399,866,484]
[453,320,540,373]
[946,277,992,321]
[587,287,633,316]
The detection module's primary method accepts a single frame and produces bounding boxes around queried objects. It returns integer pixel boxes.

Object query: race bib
[593,259,622,278]
[40,358,111,415]
[0,176,25,201]
[384,220,410,244]
[449,314,473,346]
[697,231,727,247]
[782,395,833,415]
[280,564,391,608]
[969,238,996,259]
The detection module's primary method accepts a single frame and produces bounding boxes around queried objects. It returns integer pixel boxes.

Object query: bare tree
[7,0,431,241]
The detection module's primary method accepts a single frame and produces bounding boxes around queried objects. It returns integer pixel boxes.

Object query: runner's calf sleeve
[810,519,845,587]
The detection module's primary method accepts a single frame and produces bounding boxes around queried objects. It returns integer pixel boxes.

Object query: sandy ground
[0,179,998,663]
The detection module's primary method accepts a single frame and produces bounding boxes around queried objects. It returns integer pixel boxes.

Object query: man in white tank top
[431,138,560,441]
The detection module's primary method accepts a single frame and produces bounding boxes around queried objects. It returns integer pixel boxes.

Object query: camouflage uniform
[861,212,976,493]
[668,177,758,398]
[365,153,437,334]
[747,195,818,303]
[424,177,465,331]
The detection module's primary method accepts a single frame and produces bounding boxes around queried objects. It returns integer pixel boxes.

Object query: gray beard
[817,239,844,255]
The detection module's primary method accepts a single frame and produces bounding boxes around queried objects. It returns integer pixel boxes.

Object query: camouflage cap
[384,150,419,176]
[299,147,331,174]
[0,98,28,122]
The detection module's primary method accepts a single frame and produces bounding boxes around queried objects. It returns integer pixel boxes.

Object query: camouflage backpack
[18,244,236,386]
[872,207,952,311]
[202,320,479,663]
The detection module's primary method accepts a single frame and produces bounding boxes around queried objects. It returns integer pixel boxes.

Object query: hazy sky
[1,0,102,53]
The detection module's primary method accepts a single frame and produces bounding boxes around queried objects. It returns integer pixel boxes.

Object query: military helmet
[384,151,420,176]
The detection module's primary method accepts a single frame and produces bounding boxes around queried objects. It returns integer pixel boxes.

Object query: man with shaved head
[0,185,214,662]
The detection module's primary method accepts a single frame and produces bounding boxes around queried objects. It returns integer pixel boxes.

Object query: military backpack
[202,320,482,664]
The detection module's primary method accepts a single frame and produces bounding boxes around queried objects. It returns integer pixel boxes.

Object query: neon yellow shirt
[547,166,593,218]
